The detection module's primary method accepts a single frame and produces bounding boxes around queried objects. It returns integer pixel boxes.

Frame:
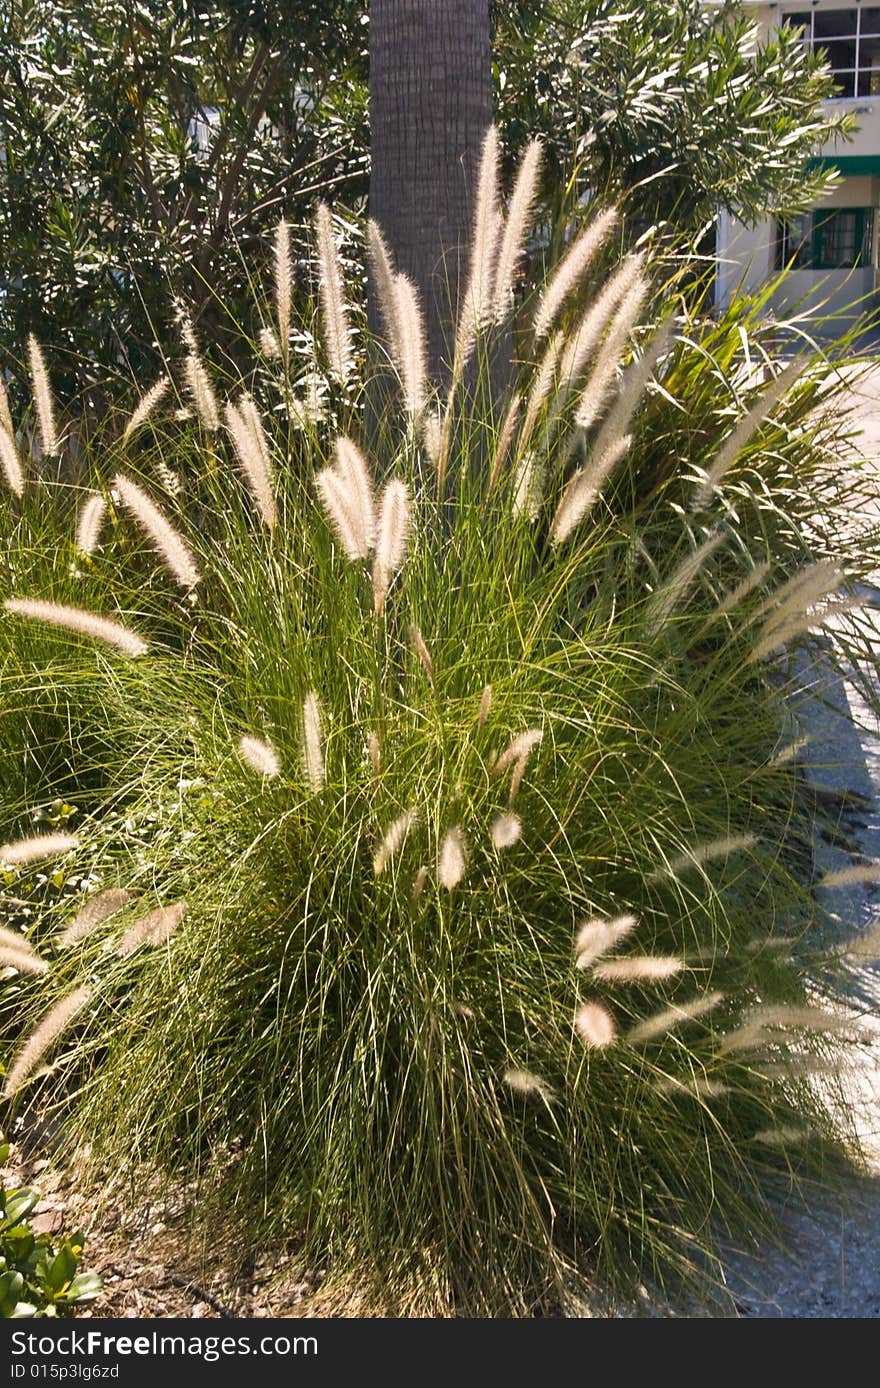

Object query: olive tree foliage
[0,0,848,407]
[0,0,369,404]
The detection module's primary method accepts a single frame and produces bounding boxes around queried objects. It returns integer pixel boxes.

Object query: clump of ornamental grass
[0,129,877,1315]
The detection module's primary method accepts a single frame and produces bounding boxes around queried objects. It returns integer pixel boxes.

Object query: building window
[778,207,875,268]
[783,7,880,98]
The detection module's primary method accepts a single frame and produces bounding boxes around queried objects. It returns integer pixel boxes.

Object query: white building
[715,0,880,329]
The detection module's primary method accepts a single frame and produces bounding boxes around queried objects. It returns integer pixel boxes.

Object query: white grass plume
[694,358,804,506]
[591,316,673,462]
[369,732,381,780]
[316,468,368,561]
[628,991,724,1045]
[594,955,683,983]
[393,273,428,420]
[301,691,326,792]
[520,331,564,447]
[373,807,419,875]
[574,914,637,969]
[315,203,354,386]
[27,335,60,456]
[573,275,650,430]
[4,598,148,658]
[494,728,543,776]
[275,218,292,365]
[754,1125,810,1147]
[259,326,282,359]
[117,902,187,957]
[0,426,24,497]
[0,832,80,867]
[438,827,468,890]
[534,207,618,339]
[0,373,14,440]
[372,479,411,614]
[503,1067,556,1103]
[239,735,280,779]
[491,813,521,849]
[184,352,220,431]
[489,394,522,493]
[453,126,501,376]
[657,833,757,878]
[477,684,493,728]
[712,560,771,618]
[646,532,725,630]
[75,494,107,555]
[224,398,277,530]
[574,1001,617,1048]
[558,255,645,403]
[549,435,631,545]
[122,376,169,442]
[60,887,131,946]
[408,625,434,685]
[412,865,429,900]
[335,437,376,549]
[492,138,543,323]
[716,1002,854,1055]
[0,926,47,974]
[512,450,543,521]
[753,560,842,635]
[367,220,401,362]
[114,473,200,589]
[818,861,880,888]
[3,985,91,1097]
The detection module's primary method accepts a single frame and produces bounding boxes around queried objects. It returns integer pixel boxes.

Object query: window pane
[828,67,857,96]
[856,67,880,95]
[813,9,858,39]
[861,210,875,264]
[817,210,859,267]
[858,32,880,93]
[785,213,814,268]
[781,10,812,31]
[819,39,858,72]
[862,8,880,35]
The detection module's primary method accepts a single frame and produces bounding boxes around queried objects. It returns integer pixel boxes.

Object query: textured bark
[369,0,492,379]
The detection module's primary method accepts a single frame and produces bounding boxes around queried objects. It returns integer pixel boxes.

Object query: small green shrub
[0,1144,102,1317]
[0,130,875,1314]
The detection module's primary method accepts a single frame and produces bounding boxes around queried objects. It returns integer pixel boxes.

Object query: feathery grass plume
[335,436,377,550]
[712,559,772,618]
[751,560,842,634]
[373,808,419,875]
[369,732,381,780]
[818,861,880,888]
[184,352,220,431]
[4,597,148,658]
[573,275,650,430]
[658,833,758,878]
[60,888,132,946]
[438,827,468,890]
[452,125,502,377]
[0,832,80,867]
[492,138,542,323]
[594,955,684,983]
[316,468,367,561]
[656,1075,729,1099]
[155,460,182,497]
[557,255,645,403]
[412,865,429,900]
[591,316,673,462]
[716,1003,854,1055]
[748,608,844,665]
[490,813,522,850]
[503,1067,556,1103]
[122,376,169,442]
[274,218,292,365]
[315,203,354,386]
[574,915,637,969]
[372,479,411,614]
[494,728,543,776]
[0,925,47,974]
[754,1126,810,1147]
[367,220,402,362]
[259,326,282,359]
[477,684,492,728]
[512,451,543,521]
[549,434,632,546]
[421,409,442,470]
[239,735,281,779]
[0,373,14,440]
[27,334,59,456]
[574,1001,617,1049]
[646,532,725,631]
[533,207,618,339]
[520,331,564,449]
[114,474,201,590]
[767,735,810,767]
[0,426,24,497]
[0,944,48,975]
[75,494,107,555]
[301,691,326,793]
[393,273,428,421]
[508,752,534,806]
[694,358,805,507]
[3,985,91,1098]
[117,902,187,957]
[488,394,522,493]
[408,625,434,685]
[224,399,277,530]
[628,991,724,1045]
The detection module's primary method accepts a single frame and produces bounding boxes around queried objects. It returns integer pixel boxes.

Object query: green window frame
[778,207,875,270]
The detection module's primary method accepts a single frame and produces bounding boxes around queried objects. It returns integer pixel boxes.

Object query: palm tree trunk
[369,0,492,379]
